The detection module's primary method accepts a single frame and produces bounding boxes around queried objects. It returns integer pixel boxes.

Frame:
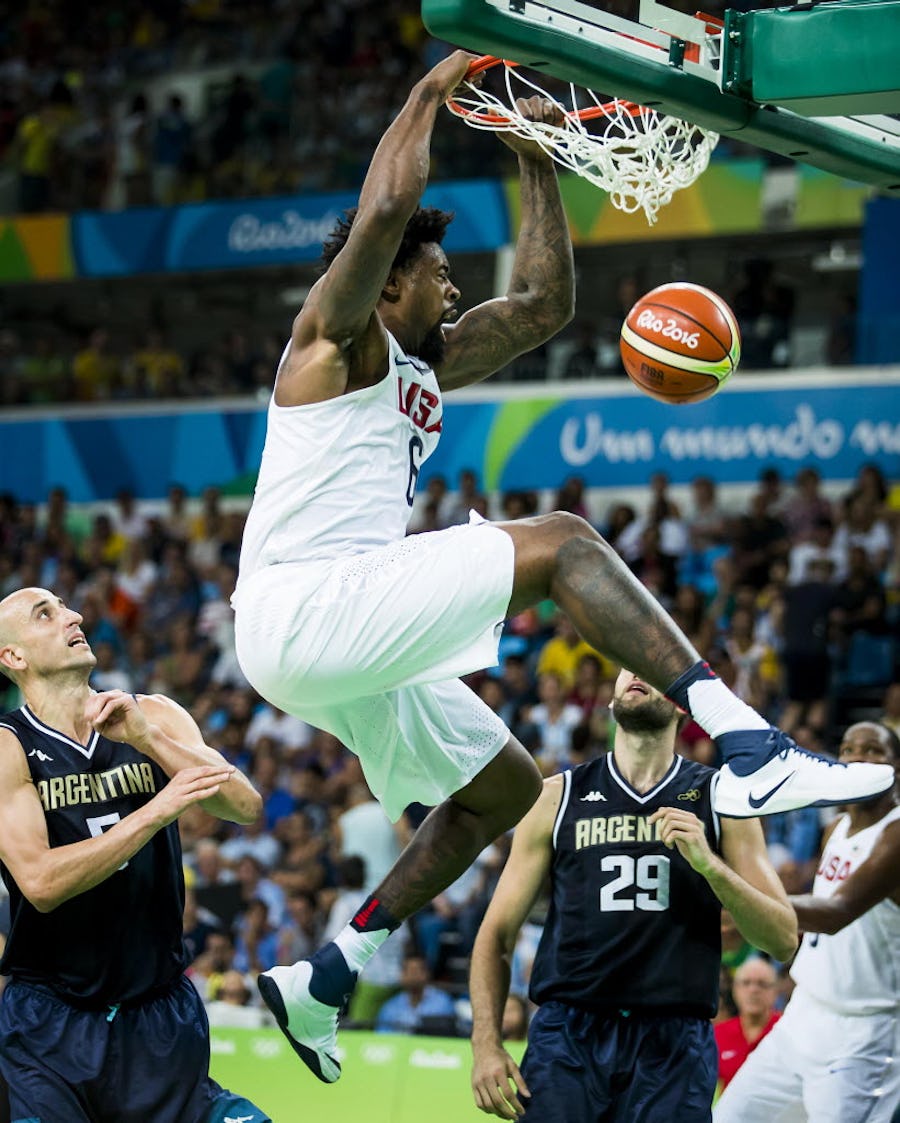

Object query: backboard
[421,0,900,190]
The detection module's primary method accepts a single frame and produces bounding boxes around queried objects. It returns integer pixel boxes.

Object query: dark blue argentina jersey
[0,706,188,1006]
[530,752,722,1018]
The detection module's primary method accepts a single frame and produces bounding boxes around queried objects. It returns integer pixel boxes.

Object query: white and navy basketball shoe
[713,727,894,818]
[257,943,357,1083]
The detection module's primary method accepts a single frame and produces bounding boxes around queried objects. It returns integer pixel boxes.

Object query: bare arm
[86,690,262,824]
[470,776,560,1119]
[439,119,575,391]
[0,728,234,913]
[651,808,798,963]
[790,818,900,934]
[276,51,476,407]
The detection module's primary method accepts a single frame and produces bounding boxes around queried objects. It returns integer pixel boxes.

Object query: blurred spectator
[553,476,590,520]
[830,546,888,643]
[779,559,836,735]
[374,952,457,1035]
[232,897,279,975]
[320,855,405,1026]
[720,909,758,978]
[536,612,613,691]
[731,258,795,368]
[788,516,845,585]
[72,329,120,401]
[152,94,193,206]
[10,79,73,212]
[444,469,486,526]
[686,475,730,552]
[714,958,781,1092]
[528,671,588,774]
[128,330,186,396]
[562,321,601,380]
[731,494,790,591]
[114,93,152,207]
[833,495,892,573]
[782,467,832,545]
[336,782,405,895]
[90,640,134,692]
[204,969,269,1028]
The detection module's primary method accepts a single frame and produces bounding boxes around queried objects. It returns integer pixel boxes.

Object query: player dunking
[231,50,892,1083]
[0,588,270,1123]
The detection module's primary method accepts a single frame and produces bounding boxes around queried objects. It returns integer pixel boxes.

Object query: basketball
[619,282,741,404]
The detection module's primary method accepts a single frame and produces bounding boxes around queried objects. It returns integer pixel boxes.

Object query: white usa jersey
[237,332,442,581]
[790,804,900,1014]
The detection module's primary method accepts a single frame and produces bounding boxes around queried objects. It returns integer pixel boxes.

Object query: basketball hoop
[447,56,718,224]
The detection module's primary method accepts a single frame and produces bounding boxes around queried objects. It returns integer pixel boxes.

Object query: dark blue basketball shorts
[518,1002,717,1123]
[0,976,271,1123]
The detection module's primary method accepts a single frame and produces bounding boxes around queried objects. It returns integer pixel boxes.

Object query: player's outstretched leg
[666,663,893,817]
[258,741,540,1083]
[503,514,895,818]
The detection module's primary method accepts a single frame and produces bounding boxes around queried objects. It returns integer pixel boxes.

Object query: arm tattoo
[440,157,574,388]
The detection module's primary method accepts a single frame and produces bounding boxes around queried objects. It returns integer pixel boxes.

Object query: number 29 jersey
[529,752,722,1018]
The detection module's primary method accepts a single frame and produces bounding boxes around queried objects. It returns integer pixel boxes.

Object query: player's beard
[612,694,677,733]
[417,322,447,365]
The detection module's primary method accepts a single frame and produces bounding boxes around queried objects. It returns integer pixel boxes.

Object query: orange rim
[447,54,649,125]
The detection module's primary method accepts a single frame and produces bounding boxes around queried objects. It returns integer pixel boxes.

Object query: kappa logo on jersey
[397,377,442,433]
[580,791,607,802]
[27,746,54,762]
[224,1116,256,1123]
[676,788,701,801]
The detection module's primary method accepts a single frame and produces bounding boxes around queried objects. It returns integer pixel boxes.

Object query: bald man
[0,587,269,1123]
[714,957,780,1092]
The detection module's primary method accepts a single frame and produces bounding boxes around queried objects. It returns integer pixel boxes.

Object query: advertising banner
[69,181,509,277]
[1,372,897,504]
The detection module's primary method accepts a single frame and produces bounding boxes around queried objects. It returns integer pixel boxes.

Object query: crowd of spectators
[1,0,793,217]
[0,0,509,216]
[0,458,897,1040]
[1,249,859,409]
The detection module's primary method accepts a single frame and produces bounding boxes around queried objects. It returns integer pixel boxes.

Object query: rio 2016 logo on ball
[620,282,741,404]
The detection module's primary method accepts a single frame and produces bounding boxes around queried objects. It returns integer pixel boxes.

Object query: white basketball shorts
[233,516,516,820]
[713,987,900,1123]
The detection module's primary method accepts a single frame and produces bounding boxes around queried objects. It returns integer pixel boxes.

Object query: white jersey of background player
[715,721,900,1123]
[228,50,893,1089]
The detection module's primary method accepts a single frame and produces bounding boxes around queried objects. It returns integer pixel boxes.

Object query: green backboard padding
[726,1,900,115]
[421,0,900,190]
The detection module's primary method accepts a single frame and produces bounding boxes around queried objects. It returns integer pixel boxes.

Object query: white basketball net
[447,59,718,224]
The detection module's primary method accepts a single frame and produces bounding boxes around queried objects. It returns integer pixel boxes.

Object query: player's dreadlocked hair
[319,206,455,275]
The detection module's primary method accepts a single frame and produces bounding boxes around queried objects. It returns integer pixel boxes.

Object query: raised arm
[790,818,900,934]
[85,690,262,824]
[439,109,576,391]
[276,50,476,407]
[470,776,560,1120]
[0,727,234,913]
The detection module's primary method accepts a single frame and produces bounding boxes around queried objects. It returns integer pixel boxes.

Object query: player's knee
[503,749,543,826]
[545,509,598,545]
